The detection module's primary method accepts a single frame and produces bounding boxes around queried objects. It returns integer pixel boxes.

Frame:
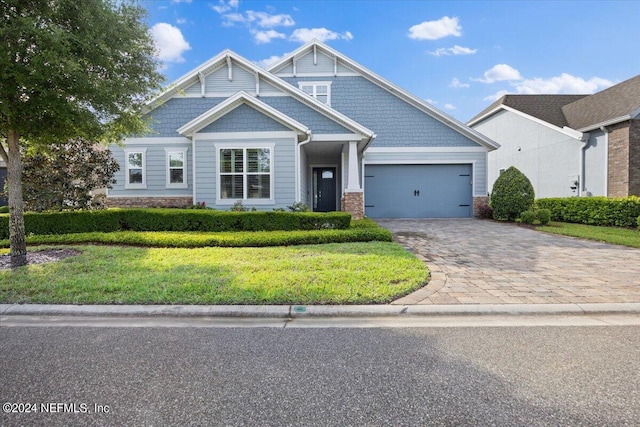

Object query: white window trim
[124,148,147,189]
[214,142,275,205]
[298,81,332,106]
[164,148,189,189]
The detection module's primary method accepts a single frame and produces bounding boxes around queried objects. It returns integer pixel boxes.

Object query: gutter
[600,126,609,197]
[295,130,313,203]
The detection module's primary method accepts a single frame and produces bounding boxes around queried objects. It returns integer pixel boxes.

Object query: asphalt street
[1,322,639,426]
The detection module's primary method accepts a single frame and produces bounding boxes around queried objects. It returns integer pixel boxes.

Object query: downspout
[295,130,312,203]
[579,137,588,197]
[600,126,609,197]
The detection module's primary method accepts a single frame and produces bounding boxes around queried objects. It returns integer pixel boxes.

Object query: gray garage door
[364,164,473,218]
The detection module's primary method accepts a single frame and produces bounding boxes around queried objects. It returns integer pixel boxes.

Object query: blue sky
[146,0,640,122]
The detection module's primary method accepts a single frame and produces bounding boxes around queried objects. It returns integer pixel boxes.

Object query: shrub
[520,210,537,224]
[637,215,640,230]
[187,201,210,210]
[230,200,248,212]
[0,206,8,214]
[536,209,551,225]
[475,199,493,219]
[287,202,310,212]
[0,209,353,239]
[536,196,640,228]
[490,166,535,221]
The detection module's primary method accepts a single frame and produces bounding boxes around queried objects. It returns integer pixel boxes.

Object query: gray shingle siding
[259,96,351,134]
[200,103,290,133]
[283,76,480,147]
[145,98,225,137]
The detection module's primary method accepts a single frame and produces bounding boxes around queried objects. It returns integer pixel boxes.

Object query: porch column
[342,140,364,219]
[346,140,361,190]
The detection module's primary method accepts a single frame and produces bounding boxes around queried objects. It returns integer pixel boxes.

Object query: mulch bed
[0,249,81,270]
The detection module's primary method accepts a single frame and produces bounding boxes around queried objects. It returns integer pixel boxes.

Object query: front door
[313,167,337,212]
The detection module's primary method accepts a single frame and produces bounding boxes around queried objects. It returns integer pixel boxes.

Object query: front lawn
[537,221,640,248]
[0,242,428,305]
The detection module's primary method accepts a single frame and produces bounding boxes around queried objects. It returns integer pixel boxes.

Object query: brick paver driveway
[376,219,640,305]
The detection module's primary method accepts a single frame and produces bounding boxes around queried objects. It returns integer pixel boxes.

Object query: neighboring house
[468,75,640,198]
[0,160,6,206]
[107,40,499,218]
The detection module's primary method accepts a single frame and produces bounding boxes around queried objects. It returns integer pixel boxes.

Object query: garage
[364,164,473,218]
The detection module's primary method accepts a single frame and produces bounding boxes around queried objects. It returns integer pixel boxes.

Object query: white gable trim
[177,91,310,137]
[145,51,374,140]
[469,104,587,141]
[269,40,500,151]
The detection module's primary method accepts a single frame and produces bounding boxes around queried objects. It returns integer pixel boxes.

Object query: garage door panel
[364,164,472,218]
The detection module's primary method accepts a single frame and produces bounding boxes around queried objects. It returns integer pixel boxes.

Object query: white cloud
[425,99,437,104]
[444,103,456,110]
[290,27,353,43]
[150,23,191,63]
[211,0,238,13]
[450,78,470,88]
[176,18,187,24]
[408,16,461,40]
[172,0,192,3]
[484,90,509,101]
[252,29,286,44]
[474,64,522,83]
[513,73,613,94]
[246,11,294,28]
[430,45,477,57]
[483,73,614,101]
[255,53,290,69]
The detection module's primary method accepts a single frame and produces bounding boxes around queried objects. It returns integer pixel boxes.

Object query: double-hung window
[299,82,331,105]
[125,149,146,189]
[165,148,188,188]
[219,147,272,201]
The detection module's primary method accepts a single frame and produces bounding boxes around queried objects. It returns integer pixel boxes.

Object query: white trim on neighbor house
[124,148,147,190]
[467,104,588,141]
[577,114,635,132]
[194,131,298,141]
[363,159,481,197]
[213,142,276,206]
[192,137,197,203]
[269,40,499,151]
[365,146,488,153]
[164,148,189,189]
[298,81,332,106]
[122,137,191,146]
[177,91,310,137]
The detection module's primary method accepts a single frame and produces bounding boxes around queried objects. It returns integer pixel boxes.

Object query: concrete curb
[2,303,640,318]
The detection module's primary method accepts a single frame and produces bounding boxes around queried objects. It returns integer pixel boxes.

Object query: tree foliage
[19,138,119,212]
[490,166,535,221]
[0,0,163,265]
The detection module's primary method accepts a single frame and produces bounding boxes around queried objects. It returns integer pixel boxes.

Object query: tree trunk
[7,129,27,267]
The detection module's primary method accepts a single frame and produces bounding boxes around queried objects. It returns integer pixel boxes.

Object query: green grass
[537,221,640,248]
[0,242,428,305]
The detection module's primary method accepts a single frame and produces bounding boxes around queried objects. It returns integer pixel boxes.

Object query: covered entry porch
[299,136,366,218]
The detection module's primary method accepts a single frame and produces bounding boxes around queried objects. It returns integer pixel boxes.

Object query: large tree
[0,0,163,266]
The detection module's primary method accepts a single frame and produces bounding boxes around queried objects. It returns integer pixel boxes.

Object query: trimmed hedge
[536,197,640,228]
[490,166,535,221]
[0,209,352,239]
[0,228,393,248]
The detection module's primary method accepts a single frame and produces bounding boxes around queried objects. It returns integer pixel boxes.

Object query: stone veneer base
[107,197,193,208]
